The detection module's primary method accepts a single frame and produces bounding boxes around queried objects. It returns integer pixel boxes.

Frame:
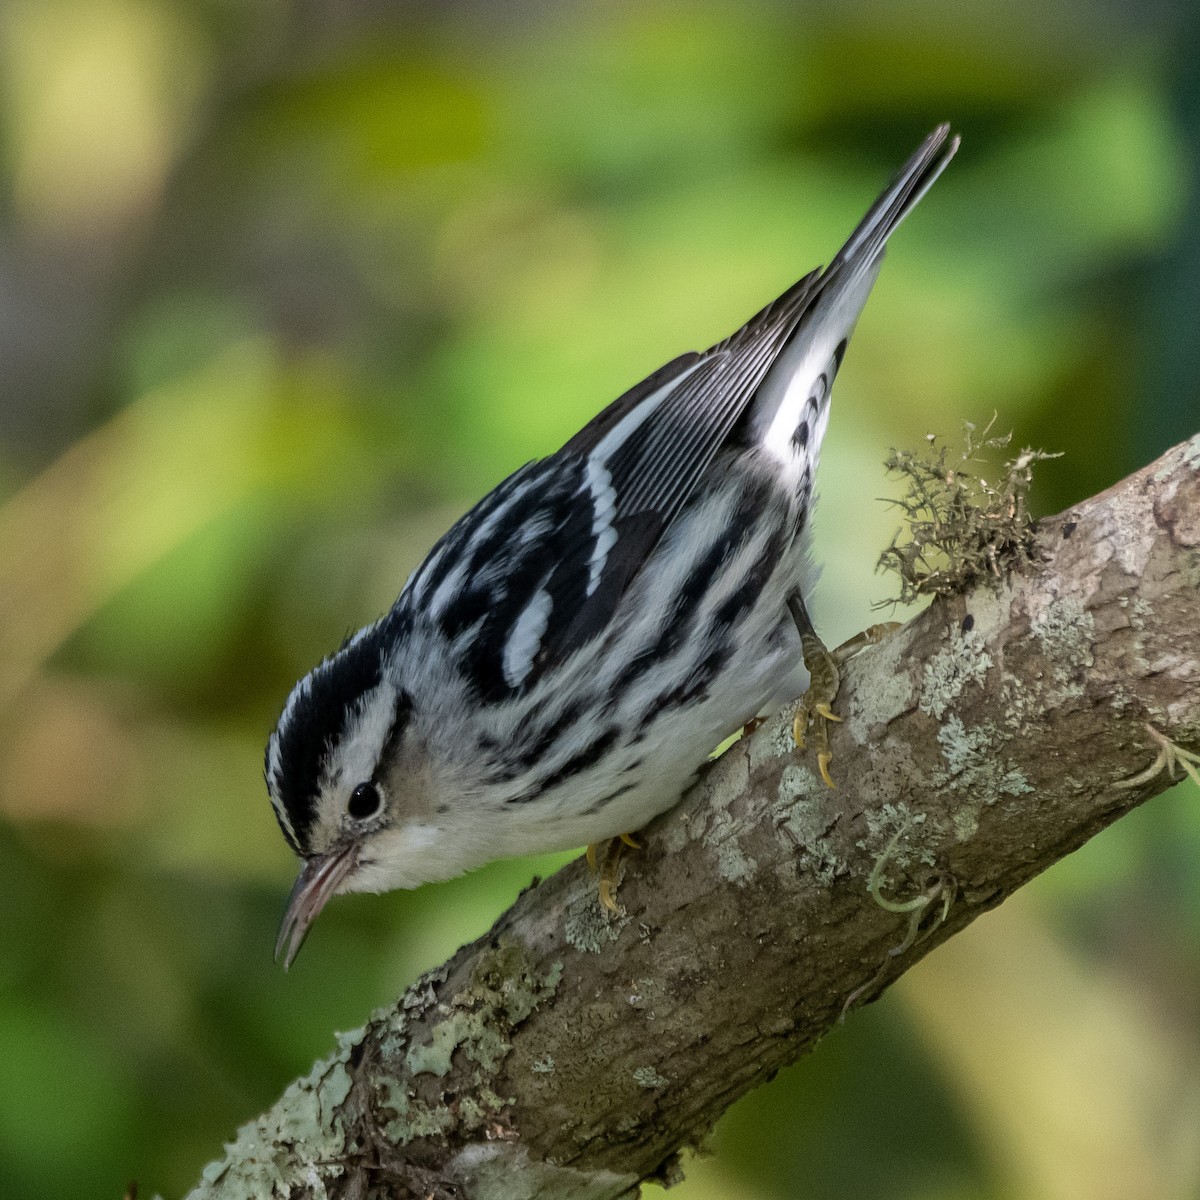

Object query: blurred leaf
[252,53,489,183]
[1,0,209,234]
[0,4,1197,1198]
[899,896,1200,1200]
[0,997,139,1195]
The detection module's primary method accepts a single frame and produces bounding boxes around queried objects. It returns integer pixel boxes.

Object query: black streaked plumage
[265,127,960,970]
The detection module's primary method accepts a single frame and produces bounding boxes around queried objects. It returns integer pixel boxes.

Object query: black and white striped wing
[404,275,820,698]
[546,274,823,644]
[407,125,958,699]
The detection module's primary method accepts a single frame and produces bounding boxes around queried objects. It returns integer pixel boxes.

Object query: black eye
[347,782,382,820]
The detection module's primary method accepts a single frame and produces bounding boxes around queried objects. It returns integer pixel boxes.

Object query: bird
[267,125,959,969]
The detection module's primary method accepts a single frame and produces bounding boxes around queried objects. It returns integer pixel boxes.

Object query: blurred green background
[1,1,1199,1197]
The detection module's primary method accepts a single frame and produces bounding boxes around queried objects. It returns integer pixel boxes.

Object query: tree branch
[190,433,1200,1200]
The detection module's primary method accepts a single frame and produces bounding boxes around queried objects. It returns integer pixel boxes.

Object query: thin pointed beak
[275,847,358,970]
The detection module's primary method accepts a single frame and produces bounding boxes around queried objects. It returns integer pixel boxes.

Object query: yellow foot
[586,834,640,913]
[1115,724,1200,790]
[787,592,899,789]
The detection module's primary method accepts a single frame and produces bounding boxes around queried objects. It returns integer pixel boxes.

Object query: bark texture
[190,433,1200,1200]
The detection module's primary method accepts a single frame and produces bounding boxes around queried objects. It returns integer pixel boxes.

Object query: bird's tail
[748,125,958,465]
[825,123,959,288]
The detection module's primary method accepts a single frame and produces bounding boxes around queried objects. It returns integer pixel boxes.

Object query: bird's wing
[408,125,958,696]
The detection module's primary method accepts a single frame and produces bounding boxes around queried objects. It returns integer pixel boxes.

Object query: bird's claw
[598,875,620,914]
[788,601,901,790]
[793,676,840,790]
[587,833,640,913]
[816,750,835,790]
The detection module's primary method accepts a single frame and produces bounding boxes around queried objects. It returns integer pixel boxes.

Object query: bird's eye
[347,782,382,820]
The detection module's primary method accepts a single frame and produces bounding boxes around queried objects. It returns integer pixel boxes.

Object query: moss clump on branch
[876,418,1060,606]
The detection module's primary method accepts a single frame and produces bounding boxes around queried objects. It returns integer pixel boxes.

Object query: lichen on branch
[876,418,1061,605]
[185,432,1200,1200]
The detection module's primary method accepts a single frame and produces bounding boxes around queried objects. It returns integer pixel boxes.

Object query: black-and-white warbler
[268,125,959,967]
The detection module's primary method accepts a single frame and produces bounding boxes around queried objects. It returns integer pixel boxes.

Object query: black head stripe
[373,688,414,783]
[268,615,402,853]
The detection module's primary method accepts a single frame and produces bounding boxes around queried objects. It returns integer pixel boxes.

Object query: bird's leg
[586,833,641,913]
[787,592,900,788]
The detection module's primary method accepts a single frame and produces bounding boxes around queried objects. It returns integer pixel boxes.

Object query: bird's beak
[275,847,357,970]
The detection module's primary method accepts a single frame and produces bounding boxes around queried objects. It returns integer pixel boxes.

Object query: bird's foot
[586,833,641,913]
[787,591,900,789]
[1115,724,1200,791]
[792,636,842,789]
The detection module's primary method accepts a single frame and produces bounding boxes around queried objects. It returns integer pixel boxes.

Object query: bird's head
[265,617,441,968]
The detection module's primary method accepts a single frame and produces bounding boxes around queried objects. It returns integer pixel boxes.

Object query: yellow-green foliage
[0,5,1194,1199]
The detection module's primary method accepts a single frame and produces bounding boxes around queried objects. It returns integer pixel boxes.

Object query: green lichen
[1030,595,1095,691]
[403,944,560,1082]
[1180,550,1200,590]
[998,674,1042,732]
[704,808,758,884]
[372,965,446,1061]
[457,1095,488,1127]
[952,808,979,841]
[377,1077,457,1144]
[626,977,664,1014]
[565,891,629,952]
[664,746,751,857]
[937,717,993,777]
[446,1144,638,1200]
[404,1017,465,1078]
[531,1055,555,1074]
[401,965,448,1012]
[858,803,937,870]
[932,715,1033,804]
[748,706,804,771]
[190,950,568,1193]
[189,1040,359,1199]
[632,1066,668,1089]
[844,640,918,746]
[1157,432,1200,478]
[379,941,561,1146]
[772,765,845,887]
[919,626,992,719]
[775,763,826,816]
[685,748,761,883]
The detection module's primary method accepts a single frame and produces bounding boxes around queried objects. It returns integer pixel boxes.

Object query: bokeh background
[1,1,1199,1197]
